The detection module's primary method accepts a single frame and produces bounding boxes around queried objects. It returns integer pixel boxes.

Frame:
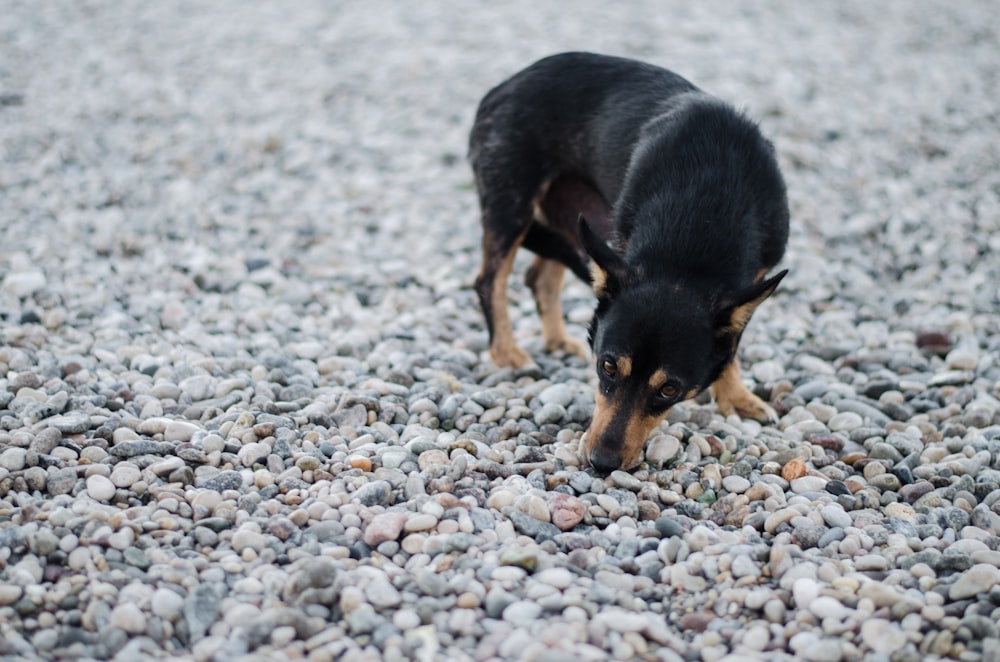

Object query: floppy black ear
[579,215,628,298]
[717,269,787,335]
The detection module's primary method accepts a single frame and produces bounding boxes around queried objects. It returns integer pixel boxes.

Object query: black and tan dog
[469,52,789,472]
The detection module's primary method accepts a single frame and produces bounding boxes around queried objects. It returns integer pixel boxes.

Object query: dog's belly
[537,175,612,244]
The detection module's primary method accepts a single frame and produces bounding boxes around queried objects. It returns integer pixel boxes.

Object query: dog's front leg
[525,256,588,360]
[711,358,777,423]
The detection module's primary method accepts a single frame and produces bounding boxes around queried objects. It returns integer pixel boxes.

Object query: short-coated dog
[469,52,789,472]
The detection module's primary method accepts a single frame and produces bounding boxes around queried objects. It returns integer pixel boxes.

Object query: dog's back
[615,93,789,289]
[470,52,698,207]
[470,52,787,284]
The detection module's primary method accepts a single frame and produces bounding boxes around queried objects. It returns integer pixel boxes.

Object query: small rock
[363,512,409,546]
[645,434,680,466]
[548,493,587,531]
[502,600,542,625]
[86,475,116,501]
[948,564,1000,600]
[610,470,642,491]
[820,505,852,529]
[0,447,27,471]
[201,471,244,492]
[860,619,906,655]
[110,602,147,634]
[790,476,827,493]
[722,475,751,493]
[781,457,808,481]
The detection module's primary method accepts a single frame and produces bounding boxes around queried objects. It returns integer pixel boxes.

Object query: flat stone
[722,475,751,494]
[820,505,852,529]
[548,492,587,531]
[860,619,906,655]
[363,512,408,546]
[645,434,680,466]
[109,602,147,634]
[201,471,244,492]
[791,476,828,493]
[110,440,162,458]
[0,447,27,471]
[949,564,1000,600]
[46,414,91,434]
[86,475,116,501]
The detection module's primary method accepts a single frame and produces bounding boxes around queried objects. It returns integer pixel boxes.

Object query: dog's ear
[580,215,628,298]
[716,269,787,336]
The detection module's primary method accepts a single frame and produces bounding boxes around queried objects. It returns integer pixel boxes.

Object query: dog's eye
[659,383,680,400]
[601,359,617,378]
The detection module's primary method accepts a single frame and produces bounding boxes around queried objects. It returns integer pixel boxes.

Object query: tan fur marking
[647,368,667,389]
[590,263,608,297]
[487,230,532,368]
[725,272,783,335]
[585,392,669,471]
[616,356,633,378]
[724,286,775,335]
[619,411,668,470]
[585,392,614,458]
[528,256,588,358]
[754,267,770,283]
[711,358,776,422]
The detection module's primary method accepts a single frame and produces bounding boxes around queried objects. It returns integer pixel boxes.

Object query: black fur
[470,52,790,472]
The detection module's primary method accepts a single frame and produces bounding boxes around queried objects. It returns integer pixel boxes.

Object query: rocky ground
[2,1,1000,660]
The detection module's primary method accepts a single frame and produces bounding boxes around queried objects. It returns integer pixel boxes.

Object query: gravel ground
[2,2,1000,661]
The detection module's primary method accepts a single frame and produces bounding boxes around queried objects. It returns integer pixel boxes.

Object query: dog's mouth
[580,429,649,474]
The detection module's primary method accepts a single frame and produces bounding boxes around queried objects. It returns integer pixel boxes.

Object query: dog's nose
[589,447,621,474]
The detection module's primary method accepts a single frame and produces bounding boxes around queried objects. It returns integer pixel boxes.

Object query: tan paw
[716,391,777,423]
[490,343,533,369]
[544,336,589,359]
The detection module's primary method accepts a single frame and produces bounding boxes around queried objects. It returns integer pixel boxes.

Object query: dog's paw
[490,344,534,369]
[716,392,777,423]
[544,336,589,360]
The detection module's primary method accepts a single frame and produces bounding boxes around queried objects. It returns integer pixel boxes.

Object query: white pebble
[86,475,116,501]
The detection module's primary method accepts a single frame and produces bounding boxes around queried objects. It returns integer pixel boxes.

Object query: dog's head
[579,218,785,473]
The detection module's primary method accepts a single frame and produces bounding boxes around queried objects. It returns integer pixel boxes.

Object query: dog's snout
[589,446,621,474]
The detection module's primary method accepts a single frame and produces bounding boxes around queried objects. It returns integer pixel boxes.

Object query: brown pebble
[781,457,808,481]
[807,433,845,452]
[349,456,372,472]
[680,611,714,632]
[844,476,867,494]
[840,452,868,466]
[915,330,951,356]
[545,475,568,490]
[637,500,661,521]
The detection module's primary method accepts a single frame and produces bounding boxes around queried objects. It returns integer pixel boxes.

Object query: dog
[469,52,789,472]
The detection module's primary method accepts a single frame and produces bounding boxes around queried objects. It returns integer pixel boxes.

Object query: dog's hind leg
[525,256,588,359]
[711,358,777,422]
[474,224,533,368]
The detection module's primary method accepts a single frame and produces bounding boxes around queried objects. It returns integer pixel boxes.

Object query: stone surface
[0,3,998,662]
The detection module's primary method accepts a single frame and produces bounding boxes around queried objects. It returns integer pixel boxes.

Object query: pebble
[790,476,827,493]
[645,434,681,465]
[86,474,116,501]
[363,512,409,546]
[503,601,542,625]
[860,619,906,655]
[0,447,27,471]
[949,564,1000,600]
[110,603,147,634]
[548,493,587,531]
[820,505,852,529]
